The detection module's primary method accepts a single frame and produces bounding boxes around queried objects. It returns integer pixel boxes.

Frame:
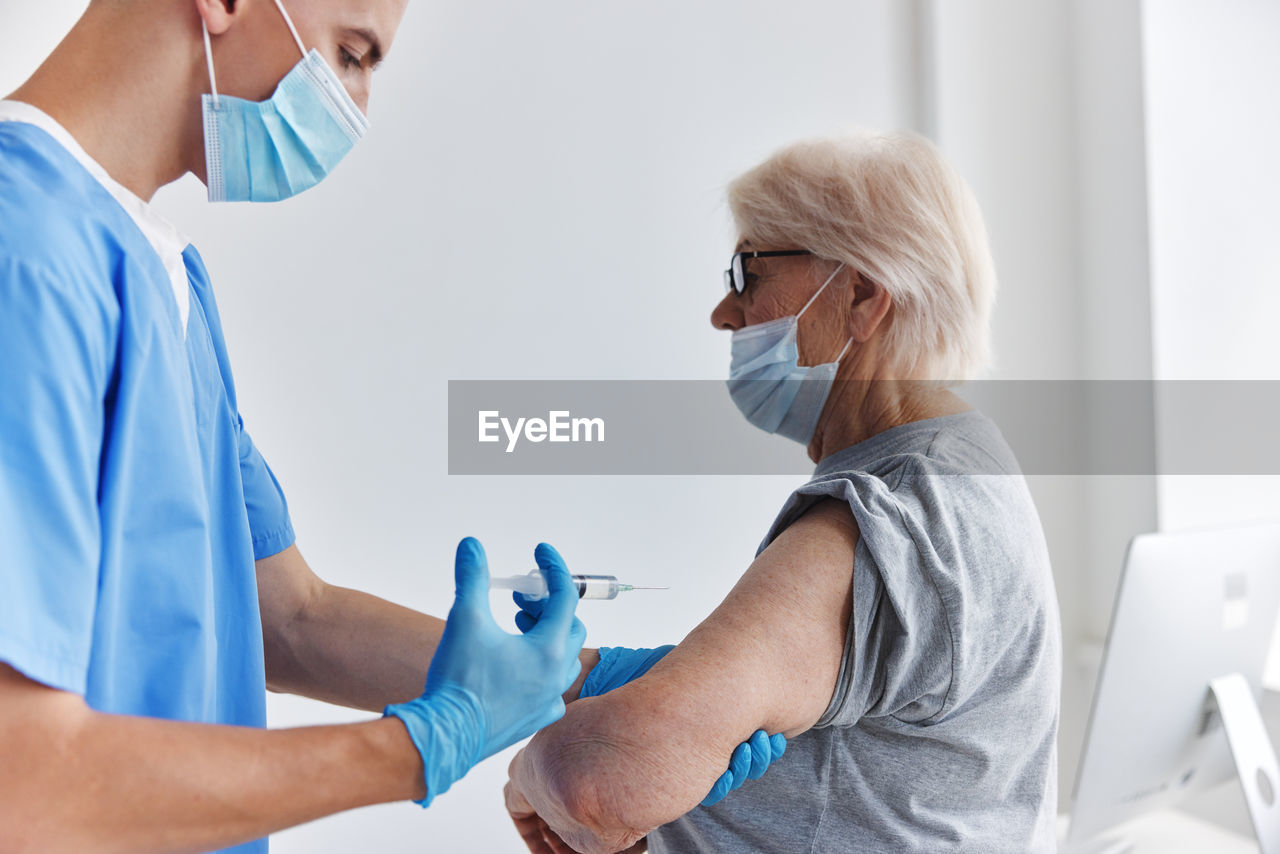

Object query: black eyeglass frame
[723,249,815,295]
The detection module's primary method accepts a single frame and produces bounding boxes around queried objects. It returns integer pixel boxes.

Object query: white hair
[728,131,997,383]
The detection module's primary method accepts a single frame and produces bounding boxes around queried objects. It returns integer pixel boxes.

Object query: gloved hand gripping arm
[385,538,585,807]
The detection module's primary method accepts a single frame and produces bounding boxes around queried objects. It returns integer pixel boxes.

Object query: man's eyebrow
[344,27,385,66]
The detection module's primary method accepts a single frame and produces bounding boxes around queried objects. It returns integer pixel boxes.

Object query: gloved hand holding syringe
[491,570,668,601]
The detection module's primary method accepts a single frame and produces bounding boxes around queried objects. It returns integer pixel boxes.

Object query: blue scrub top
[0,122,294,854]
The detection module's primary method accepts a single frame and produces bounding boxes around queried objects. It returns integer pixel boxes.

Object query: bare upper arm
[254,545,324,639]
[515,498,858,843]
[253,544,327,689]
[0,662,90,814]
[660,496,858,738]
[0,661,84,718]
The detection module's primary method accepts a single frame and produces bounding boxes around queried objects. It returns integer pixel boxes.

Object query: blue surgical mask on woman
[726,264,853,445]
[200,0,369,203]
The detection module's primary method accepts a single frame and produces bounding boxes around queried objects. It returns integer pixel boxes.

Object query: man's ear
[846,272,893,343]
[194,0,238,37]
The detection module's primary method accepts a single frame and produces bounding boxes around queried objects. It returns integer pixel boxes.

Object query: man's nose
[342,79,371,117]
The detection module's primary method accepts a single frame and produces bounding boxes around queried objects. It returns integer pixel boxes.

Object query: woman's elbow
[531,744,651,853]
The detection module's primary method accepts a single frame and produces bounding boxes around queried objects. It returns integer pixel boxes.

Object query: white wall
[1142,0,1280,537]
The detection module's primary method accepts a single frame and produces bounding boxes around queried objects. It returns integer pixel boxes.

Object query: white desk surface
[1058,810,1256,853]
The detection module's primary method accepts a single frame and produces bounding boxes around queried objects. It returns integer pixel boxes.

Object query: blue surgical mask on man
[726,264,853,445]
[200,0,369,203]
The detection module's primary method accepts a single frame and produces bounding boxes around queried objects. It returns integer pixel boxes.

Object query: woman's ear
[847,272,892,343]
[194,0,237,37]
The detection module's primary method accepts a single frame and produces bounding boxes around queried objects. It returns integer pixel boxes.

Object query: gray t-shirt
[649,411,1061,854]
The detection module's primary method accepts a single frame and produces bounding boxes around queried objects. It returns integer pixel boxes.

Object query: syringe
[490,570,668,601]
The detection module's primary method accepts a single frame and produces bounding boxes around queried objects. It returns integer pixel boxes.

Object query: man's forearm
[269,583,598,711]
[2,694,422,854]
[265,583,446,711]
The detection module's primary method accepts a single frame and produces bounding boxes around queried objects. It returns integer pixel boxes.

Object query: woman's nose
[711,292,744,331]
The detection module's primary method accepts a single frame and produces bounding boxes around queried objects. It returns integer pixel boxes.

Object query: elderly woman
[504,131,1061,854]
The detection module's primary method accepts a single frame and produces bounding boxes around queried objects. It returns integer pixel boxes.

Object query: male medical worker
[0,1,583,851]
[0,1,778,851]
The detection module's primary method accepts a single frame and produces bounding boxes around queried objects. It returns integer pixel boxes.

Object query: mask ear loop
[796,263,855,365]
[796,263,846,319]
[202,0,307,108]
[831,336,855,365]
[202,22,219,108]
[270,0,310,59]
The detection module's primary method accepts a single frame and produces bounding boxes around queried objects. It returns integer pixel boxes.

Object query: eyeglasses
[723,249,815,295]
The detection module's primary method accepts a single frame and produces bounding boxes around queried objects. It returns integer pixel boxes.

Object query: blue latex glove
[701,729,787,806]
[580,645,674,698]
[385,538,585,807]
[514,601,788,807]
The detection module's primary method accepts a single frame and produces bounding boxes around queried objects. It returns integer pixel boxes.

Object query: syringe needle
[622,586,669,591]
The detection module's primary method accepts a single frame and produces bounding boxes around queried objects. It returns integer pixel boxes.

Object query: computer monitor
[1069,521,1280,850]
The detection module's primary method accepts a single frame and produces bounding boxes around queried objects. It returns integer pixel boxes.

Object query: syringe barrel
[573,575,621,600]
[493,571,622,601]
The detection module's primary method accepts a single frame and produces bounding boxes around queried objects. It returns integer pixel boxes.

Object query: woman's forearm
[508,686,735,854]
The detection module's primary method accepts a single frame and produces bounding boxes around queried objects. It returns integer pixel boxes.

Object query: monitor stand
[1208,672,1280,854]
